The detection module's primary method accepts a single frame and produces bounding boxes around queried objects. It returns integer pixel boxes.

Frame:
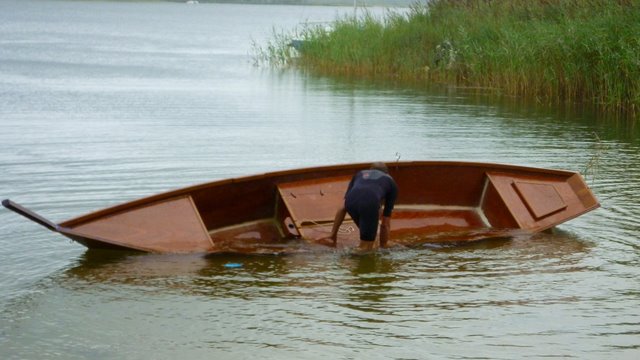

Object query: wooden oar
[2,199,59,232]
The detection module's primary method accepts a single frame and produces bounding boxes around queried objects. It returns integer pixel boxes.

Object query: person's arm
[329,206,347,246]
[380,178,397,248]
[382,178,398,217]
[379,216,391,248]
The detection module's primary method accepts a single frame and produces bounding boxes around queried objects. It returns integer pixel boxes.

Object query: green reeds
[260,0,640,117]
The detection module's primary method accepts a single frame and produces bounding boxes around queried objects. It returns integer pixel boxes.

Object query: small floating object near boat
[224,263,243,268]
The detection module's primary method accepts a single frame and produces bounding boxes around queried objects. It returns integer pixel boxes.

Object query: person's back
[345,169,397,217]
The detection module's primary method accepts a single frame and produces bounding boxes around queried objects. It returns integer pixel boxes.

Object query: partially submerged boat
[3,161,599,254]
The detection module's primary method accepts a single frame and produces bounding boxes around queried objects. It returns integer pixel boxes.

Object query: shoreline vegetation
[165,0,413,5]
[257,0,640,119]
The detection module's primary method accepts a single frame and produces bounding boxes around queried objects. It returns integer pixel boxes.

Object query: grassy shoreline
[260,0,640,118]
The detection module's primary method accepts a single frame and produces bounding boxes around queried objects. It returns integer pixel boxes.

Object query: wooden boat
[2,161,599,254]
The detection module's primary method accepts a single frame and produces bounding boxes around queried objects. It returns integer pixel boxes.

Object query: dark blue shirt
[345,169,398,217]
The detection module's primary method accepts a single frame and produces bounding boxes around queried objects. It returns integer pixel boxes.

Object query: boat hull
[3,161,600,254]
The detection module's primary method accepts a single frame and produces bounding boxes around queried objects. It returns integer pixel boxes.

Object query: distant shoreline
[66,0,416,7]
[172,0,415,7]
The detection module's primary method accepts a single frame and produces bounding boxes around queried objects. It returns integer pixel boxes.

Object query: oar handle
[2,199,59,232]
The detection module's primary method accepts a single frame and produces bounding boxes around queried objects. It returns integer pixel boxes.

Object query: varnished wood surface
[278,175,352,227]
[485,172,597,232]
[71,196,213,253]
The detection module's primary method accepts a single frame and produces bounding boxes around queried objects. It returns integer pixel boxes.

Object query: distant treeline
[174,0,414,6]
[262,0,640,117]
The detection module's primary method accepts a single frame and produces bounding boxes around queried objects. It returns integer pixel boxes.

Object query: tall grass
[261,0,640,116]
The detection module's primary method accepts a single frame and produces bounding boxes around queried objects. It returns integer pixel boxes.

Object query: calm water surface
[1,1,639,359]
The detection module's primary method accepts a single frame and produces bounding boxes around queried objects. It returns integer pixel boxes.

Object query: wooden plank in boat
[277,175,351,228]
[512,181,567,219]
[485,172,593,231]
[70,195,213,253]
[392,207,487,234]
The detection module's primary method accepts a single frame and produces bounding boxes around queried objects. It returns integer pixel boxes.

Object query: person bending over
[328,162,398,250]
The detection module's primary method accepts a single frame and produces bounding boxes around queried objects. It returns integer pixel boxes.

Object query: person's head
[370,162,389,174]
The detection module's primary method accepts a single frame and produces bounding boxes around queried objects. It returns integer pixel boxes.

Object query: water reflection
[14,226,609,360]
[62,230,592,298]
[304,74,640,143]
[339,253,401,306]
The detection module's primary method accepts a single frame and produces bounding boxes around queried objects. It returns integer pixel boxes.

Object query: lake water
[1,1,639,359]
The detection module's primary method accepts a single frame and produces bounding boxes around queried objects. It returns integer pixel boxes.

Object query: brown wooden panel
[481,180,520,228]
[275,195,299,238]
[71,196,213,253]
[486,172,597,231]
[278,176,351,227]
[391,165,487,206]
[192,179,276,230]
[391,208,486,233]
[567,174,600,208]
[512,181,567,219]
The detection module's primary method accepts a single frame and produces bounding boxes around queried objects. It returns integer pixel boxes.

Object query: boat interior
[204,168,588,251]
[58,163,597,253]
